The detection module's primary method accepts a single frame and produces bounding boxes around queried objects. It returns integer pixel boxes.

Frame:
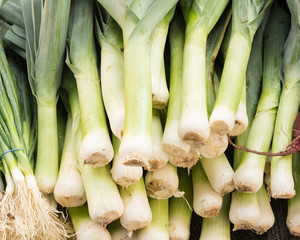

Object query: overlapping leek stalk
[161,13,191,166]
[234,5,289,193]
[67,0,114,168]
[98,0,179,167]
[200,194,231,240]
[169,168,193,240]
[20,0,70,194]
[178,0,229,147]
[270,0,300,198]
[68,204,112,240]
[63,65,124,225]
[210,0,273,135]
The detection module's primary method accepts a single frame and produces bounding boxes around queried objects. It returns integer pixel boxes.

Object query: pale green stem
[210,33,251,135]
[179,27,209,145]
[35,103,58,193]
[270,87,300,198]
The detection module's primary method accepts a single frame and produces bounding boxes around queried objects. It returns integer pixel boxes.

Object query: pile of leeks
[0,0,299,239]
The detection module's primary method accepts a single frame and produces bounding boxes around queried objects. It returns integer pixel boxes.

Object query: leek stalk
[64,65,124,225]
[150,8,175,109]
[178,0,229,146]
[287,153,300,236]
[161,13,190,162]
[67,0,113,167]
[68,204,111,240]
[192,162,222,218]
[234,5,289,193]
[270,0,300,198]
[210,0,272,135]
[119,177,152,231]
[200,194,231,240]
[145,163,180,199]
[98,0,179,167]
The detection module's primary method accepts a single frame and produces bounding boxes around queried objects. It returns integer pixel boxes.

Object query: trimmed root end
[271,191,296,199]
[210,120,232,136]
[147,159,167,171]
[234,184,258,193]
[152,100,167,109]
[83,152,110,167]
[123,220,151,231]
[199,207,221,218]
[287,222,300,237]
[289,228,300,237]
[115,177,140,188]
[162,143,189,159]
[169,151,199,169]
[122,153,149,168]
[218,182,235,196]
[146,180,174,199]
[199,133,228,158]
[232,221,257,231]
[183,132,206,146]
[253,225,272,235]
[229,120,247,136]
[94,211,121,225]
[55,195,87,208]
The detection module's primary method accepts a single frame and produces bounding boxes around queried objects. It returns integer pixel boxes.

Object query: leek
[178,0,229,147]
[229,20,267,228]
[229,190,260,230]
[198,7,232,159]
[0,38,69,239]
[67,0,113,167]
[64,64,124,225]
[145,163,181,199]
[161,13,190,162]
[192,162,222,218]
[200,194,231,240]
[119,177,152,231]
[98,0,179,167]
[96,12,125,140]
[270,0,300,198]
[150,8,175,109]
[68,204,112,240]
[253,184,275,234]
[234,5,289,193]
[232,20,266,173]
[287,153,300,236]
[210,0,272,135]
[53,114,86,207]
[20,0,70,194]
